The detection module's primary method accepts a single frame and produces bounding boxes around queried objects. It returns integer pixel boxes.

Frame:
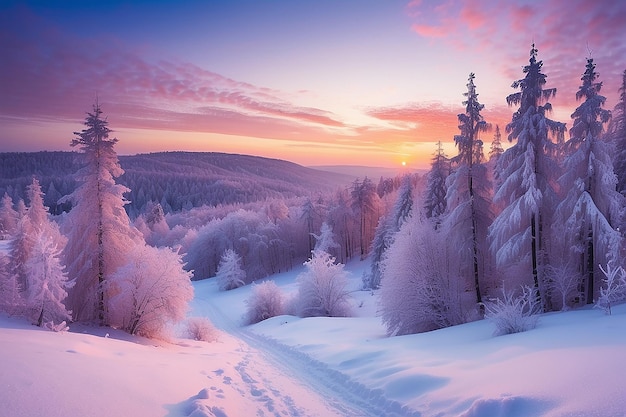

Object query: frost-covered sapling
[595,262,626,315]
[484,286,541,336]
[215,249,246,291]
[244,280,285,324]
[545,263,581,311]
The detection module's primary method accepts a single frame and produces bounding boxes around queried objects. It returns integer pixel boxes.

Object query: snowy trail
[192,291,420,417]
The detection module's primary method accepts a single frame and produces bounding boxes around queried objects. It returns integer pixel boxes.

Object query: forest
[0,45,625,340]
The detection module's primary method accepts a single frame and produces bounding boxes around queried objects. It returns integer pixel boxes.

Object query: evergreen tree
[424,141,449,222]
[489,44,565,307]
[609,70,626,197]
[365,174,414,290]
[554,58,622,305]
[215,249,246,291]
[0,193,18,238]
[489,125,504,162]
[444,73,492,306]
[63,102,142,323]
[350,177,379,258]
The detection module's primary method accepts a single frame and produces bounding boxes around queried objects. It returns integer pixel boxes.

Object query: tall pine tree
[554,58,622,305]
[444,73,492,306]
[63,102,142,323]
[424,141,449,222]
[489,44,565,307]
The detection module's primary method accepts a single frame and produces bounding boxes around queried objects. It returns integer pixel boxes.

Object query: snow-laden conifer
[553,58,623,304]
[443,73,492,306]
[0,193,18,239]
[607,70,626,197]
[424,141,449,221]
[489,44,565,305]
[215,248,246,291]
[63,103,142,323]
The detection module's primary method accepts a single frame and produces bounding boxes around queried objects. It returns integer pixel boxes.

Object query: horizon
[1,0,624,169]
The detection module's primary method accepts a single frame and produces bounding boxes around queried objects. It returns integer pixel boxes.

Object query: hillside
[0,151,353,216]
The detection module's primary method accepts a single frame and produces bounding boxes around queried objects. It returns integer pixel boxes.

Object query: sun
[401,161,406,167]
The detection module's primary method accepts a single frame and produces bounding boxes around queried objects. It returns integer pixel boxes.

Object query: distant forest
[0,151,352,217]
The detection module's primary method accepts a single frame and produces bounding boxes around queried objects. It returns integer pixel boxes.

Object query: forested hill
[0,151,353,216]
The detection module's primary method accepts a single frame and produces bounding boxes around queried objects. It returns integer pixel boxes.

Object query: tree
[0,193,18,238]
[489,44,565,307]
[444,73,492,307]
[608,70,626,197]
[63,102,142,323]
[364,175,414,290]
[424,141,449,222]
[24,232,73,327]
[311,222,339,256]
[553,58,622,304]
[107,244,193,338]
[215,249,246,291]
[489,124,504,162]
[350,177,380,258]
[295,250,352,318]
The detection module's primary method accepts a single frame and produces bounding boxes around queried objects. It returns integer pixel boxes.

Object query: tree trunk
[530,212,541,307]
[586,227,594,304]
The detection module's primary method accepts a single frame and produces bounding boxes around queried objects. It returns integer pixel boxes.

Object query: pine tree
[0,193,18,238]
[609,70,626,197]
[489,125,504,162]
[444,73,492,306]
[215,249,246,291]
[424,141,449,222]
[489,44,565,307]
[63,102,142,323]
[350,177,379,258]
[554,58,622,305]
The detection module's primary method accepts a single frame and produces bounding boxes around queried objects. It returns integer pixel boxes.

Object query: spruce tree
[489,44,565,307]
[424,141,449,222]
[444,73,492,306]
[554,58,623,305]
[609,70,626,197]
[63,102,142,323]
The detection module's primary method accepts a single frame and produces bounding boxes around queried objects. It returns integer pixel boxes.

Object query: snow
[2,247,626,417]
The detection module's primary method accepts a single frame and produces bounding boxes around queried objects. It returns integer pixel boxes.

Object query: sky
[1,0,625,169]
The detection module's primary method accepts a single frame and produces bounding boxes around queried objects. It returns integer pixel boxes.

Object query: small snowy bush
[595,262,626,315]
[185,317,218,342]
[244,280,284,324]
[484,286,540,336]
[295,251,352,318]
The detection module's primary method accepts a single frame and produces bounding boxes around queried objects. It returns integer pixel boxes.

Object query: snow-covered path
[192,286,418,417]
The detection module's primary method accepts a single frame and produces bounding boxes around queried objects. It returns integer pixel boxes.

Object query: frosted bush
[485,286,540,336]
[185,317,218,342]
[295,251,352,318]
[244,280,284,324]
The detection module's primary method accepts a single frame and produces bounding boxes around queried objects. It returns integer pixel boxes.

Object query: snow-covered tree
[350,177,380,258]
[107,244,193,338]
[311,222,339,256]
[489,44,565,306]
[379,216,468,336]
[364,175,414,290]
[215,248,246,291]
[489,124,504,162]
[0,252,22,314]
[554,58,622,305]
[0,193,18,239]
[595,262,626,315]
[608,70,626,196]
[295,250,352,318]
[63,102,142,323]
[24,232,73,327]
[443,73,492,306]
[424,141,449,222]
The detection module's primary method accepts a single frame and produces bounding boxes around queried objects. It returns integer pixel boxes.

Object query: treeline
[0,151,350,217]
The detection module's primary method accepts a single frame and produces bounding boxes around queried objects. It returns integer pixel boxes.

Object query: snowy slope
[2,254,626,417]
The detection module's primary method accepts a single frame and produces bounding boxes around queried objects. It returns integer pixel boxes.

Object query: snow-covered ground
[2,252,626,417]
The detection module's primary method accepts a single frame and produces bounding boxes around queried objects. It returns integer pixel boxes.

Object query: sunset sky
[1,0,625,169]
